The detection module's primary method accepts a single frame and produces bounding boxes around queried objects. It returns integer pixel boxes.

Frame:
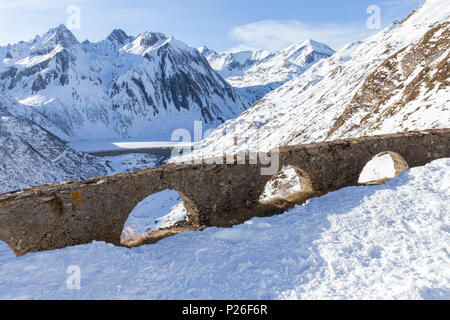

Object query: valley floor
[0,159,448,299]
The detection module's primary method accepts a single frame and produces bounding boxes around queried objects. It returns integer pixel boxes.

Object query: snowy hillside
[0,25,248,141]
[0,158,448,299]
[226,40,335,87]
[200,40,335,104]
[0,91,166,194]
[0,92,106,193]
[188,0,450,157]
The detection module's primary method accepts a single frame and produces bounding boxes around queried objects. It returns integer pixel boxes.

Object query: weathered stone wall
[279,129,449,192]
[0,129,448,256]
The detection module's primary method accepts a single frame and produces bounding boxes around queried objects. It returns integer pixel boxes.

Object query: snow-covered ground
[0,158,448,300]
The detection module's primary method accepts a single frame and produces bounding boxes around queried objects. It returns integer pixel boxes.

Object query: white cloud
[229,20,376,52]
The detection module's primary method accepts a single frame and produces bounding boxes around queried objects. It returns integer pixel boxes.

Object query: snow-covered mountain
[198,46,270,78]
[0,92,106,193]
[0,25,248,141]
[187,0,450,157]
[200,40,335,103]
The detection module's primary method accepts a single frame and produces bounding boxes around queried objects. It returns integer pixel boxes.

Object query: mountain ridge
[200,39,335,104]
[0,25,248,141]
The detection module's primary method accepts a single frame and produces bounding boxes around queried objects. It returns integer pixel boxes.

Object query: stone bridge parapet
[0,129,449,256]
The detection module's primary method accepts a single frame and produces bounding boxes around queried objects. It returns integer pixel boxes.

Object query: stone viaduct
[0,129,449,256]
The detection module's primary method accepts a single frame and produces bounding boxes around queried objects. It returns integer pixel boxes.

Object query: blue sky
[0,0,424,51]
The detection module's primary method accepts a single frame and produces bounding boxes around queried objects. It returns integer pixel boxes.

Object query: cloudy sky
[0,0,423,52]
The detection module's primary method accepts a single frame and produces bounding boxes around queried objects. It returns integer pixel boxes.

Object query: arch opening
[121,189,188,246]
[359,151,409,184]
[259,165,312,202]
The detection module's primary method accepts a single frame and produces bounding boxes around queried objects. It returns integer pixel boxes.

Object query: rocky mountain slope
[200,40,335,103]
[188,0,450,157]
[0,25,248,141]
[0,92,106,193]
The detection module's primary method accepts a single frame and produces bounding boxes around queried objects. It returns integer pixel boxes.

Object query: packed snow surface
[0,158,448,300]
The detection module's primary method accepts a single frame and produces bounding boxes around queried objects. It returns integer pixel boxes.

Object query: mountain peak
[107,29,132,45]
[121,30,171,55]
[47,24,74,37]
[284,39,335,56]
[52,23,70,32]
[305,39,335,54]
[39,24,79,49]
[139,30,168,46]
[198,46,213,55]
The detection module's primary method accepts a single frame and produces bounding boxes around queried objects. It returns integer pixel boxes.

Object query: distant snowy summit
[198,46,271,78]
[199,40,335,103]
[0,25,248,141]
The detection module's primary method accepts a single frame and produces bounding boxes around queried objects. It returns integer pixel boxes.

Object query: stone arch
[175,190,203,226]
[259,164,313,202]
[359,151,409,184]
[120,188,193,247]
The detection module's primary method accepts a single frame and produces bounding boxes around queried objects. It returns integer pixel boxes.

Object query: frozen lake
[69,138,193,157]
